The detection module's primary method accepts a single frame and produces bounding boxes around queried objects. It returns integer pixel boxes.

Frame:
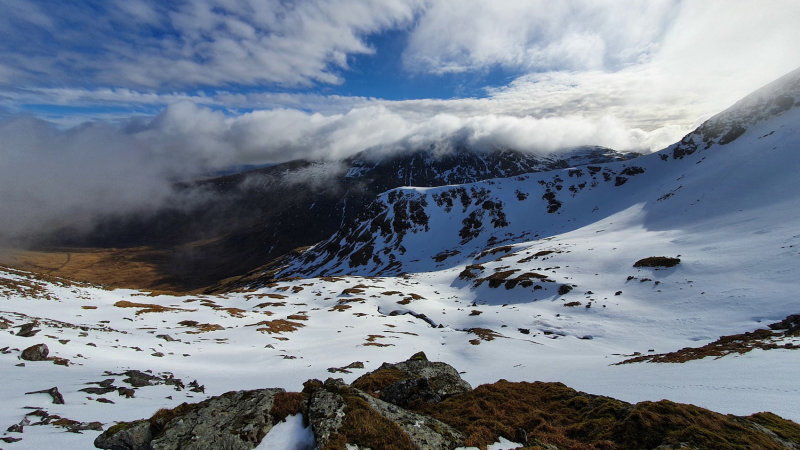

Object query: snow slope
[1,69,799,448]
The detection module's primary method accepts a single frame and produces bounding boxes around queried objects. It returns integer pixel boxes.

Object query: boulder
[16,322,40,337]
[21,343,49,361]
[95,388,284,450]
[352,351,472,407]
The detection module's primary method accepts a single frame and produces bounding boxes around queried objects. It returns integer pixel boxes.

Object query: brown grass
[363,335,394,347]
[113,300,189,315]
[178,320,224,333]
[351,367,410,397]
[249,319,305,334]
[467,328,503,344]
[458,264,485,280]
[475,269,519,288]
[411,380,799,449]
[330,304,352,312]
[475,245,513,260]
[0,247,180,292]
[255,301,286,308]
[270,392,307,423]
[321,393,415,450]
[618,325,798,364]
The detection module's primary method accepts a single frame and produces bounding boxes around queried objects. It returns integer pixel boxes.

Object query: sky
[1,0,799,241]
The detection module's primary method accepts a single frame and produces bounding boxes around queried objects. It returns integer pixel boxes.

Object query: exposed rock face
[352,351,472,408]
[302,376,464,450]
[20,343,49,361]
[95,388,284,450]
[96,354,800,450]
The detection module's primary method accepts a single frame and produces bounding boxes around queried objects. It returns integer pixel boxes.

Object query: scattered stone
[25,387,64,404]
[327,361,365,374]
[188,380,205,393]
[16,322,40,337]
[121,370,160,387]
[117,387,135,398]
[1,436,23,443]
[80,386,117,395]
[156,334,178,342]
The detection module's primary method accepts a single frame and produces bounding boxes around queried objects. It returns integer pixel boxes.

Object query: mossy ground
[411,380,800,449]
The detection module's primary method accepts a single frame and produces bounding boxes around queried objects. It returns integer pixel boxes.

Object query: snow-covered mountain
[274,67,800,280]
[1,69,799,448]
[36,145,636,291]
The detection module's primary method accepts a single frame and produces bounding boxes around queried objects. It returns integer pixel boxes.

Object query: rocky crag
[95,352,800,450]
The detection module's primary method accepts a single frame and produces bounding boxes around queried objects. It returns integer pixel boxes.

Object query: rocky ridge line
[95,352,800,450]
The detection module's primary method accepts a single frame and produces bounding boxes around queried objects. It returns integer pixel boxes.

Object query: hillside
[5,147,636,291]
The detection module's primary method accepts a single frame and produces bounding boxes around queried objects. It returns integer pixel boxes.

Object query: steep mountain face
[34,146,636,290]
[274,68,800,280]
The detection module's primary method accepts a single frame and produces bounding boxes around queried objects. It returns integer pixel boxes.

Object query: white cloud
[0,0,425,89]
[403,0,679,74]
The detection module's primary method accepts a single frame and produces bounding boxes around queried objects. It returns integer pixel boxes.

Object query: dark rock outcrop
[352,351,472,407]
[95,388,284,450]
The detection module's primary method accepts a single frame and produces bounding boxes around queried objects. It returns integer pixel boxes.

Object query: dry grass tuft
[270,392,307,423]
[249,319,305,334]
[113,300,188,315]
[178,320,225,333]
[351,368,409,397]
[321,393,415,450]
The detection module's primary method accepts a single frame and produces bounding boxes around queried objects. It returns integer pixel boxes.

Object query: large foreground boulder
[95,388,284,450]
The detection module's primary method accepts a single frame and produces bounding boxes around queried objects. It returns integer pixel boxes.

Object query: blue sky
[1,1,799,240]
[2,1,798,143]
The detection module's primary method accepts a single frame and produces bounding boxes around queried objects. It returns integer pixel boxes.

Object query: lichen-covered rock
[21,343,49,361]
[303,376,463,450]
[352,352,472,407]
[94,388,284,450]
[94,420,152,450]
[305,379,347,448]
[352,389,464,449]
